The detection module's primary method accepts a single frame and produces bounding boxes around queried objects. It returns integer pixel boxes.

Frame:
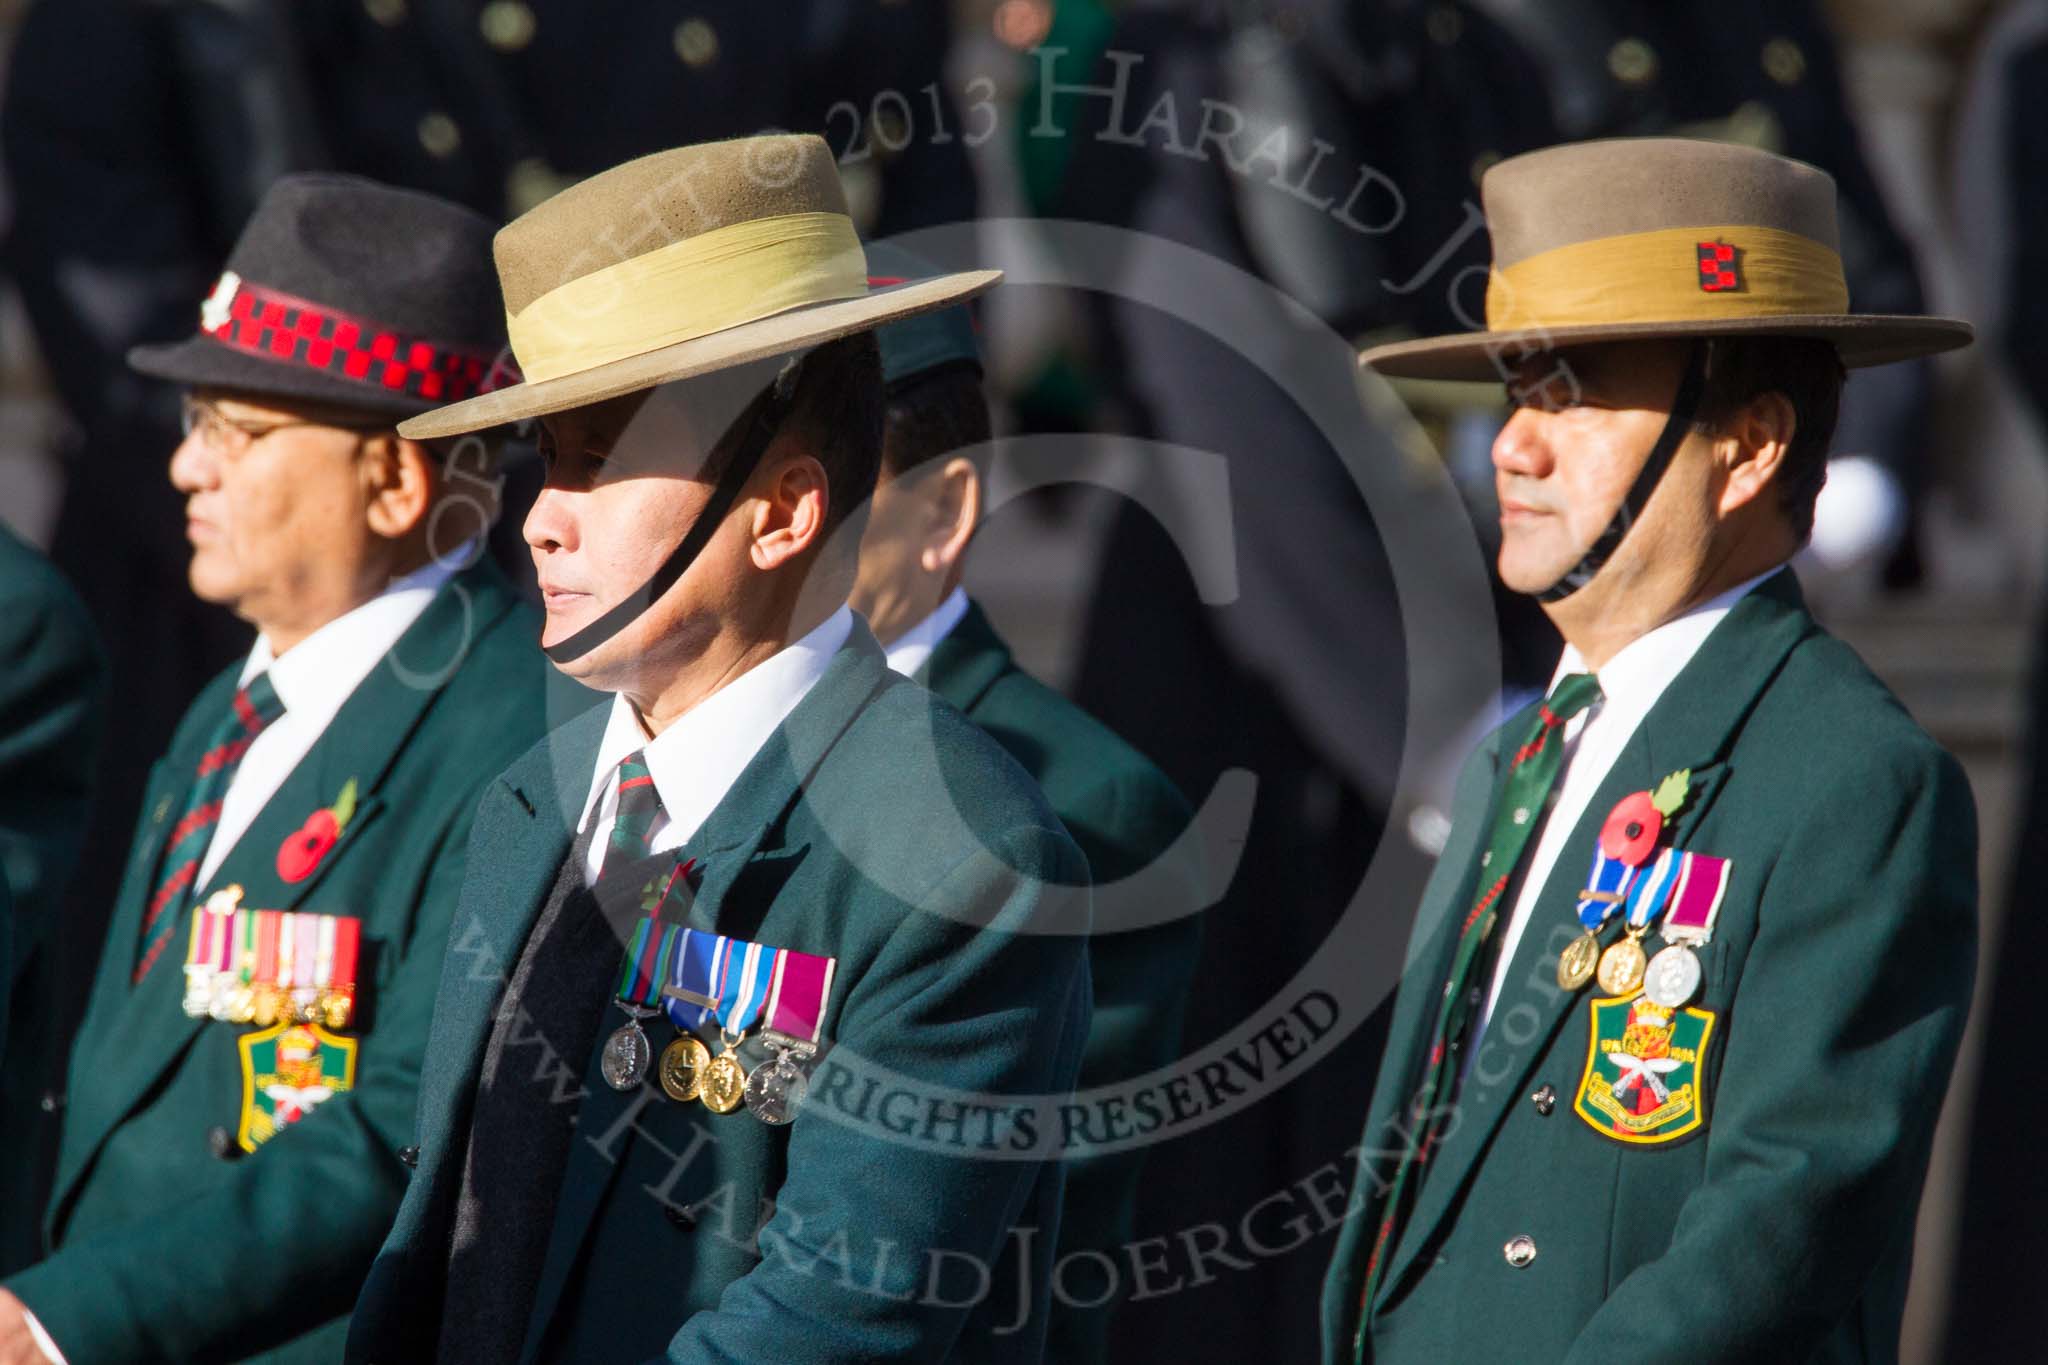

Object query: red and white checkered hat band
[197,272,513,402]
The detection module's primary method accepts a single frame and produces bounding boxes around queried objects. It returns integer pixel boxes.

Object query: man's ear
[1716,390,1795,517]
[920,456,981,576]
[362,435,439,540]
[748,450,830,570]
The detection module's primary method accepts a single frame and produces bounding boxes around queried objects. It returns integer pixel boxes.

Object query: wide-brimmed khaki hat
[1360,137,1972,381]
[399,134,999,439]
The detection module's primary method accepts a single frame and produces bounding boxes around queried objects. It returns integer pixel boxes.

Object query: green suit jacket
[1321,571,1977,1365]
[921,600,1201,1364]
[347,620,1093,1365]
[7,560,569,1363]
[0,526,107,1271]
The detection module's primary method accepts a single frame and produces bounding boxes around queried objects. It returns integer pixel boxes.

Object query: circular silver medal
[1642,943,1702,1008]
[601,1021,652,1090]
[743,1056,809,1125]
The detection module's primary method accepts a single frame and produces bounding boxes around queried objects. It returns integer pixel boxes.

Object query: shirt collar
[237,543,472,719]
[882,586,970,678]
[579,605,854,845]
[1551,565,1785,720]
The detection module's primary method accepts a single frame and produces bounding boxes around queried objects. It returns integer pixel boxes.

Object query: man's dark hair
[1691,336,1846,540]
[704,331,885,535]
[879,362,991,479]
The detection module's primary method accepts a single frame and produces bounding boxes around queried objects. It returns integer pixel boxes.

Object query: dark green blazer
[921,600,1201,1364]
[1321,571,1977,1365]
[0,526,107,1271]
[347,620,1093,1365]
[6,560,570,1363]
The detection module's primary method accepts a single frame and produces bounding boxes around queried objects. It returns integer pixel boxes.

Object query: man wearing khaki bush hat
[346,134,1091,1364]
[1323,137,1977,1363]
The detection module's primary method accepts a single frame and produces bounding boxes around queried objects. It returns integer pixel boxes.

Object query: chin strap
[1536,340,1713,604]
[543,356,805,665]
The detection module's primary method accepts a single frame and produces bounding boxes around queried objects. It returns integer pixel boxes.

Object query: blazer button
[397,1145,421,1169]
[1530,1084,1556,1116]
[663,1201,698,1229]
[206,1127,244,1162]
[1503,1235,1537,1269]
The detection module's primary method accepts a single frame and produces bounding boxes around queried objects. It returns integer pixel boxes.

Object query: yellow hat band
[506,210,869,385]
[1485,224,1849,335]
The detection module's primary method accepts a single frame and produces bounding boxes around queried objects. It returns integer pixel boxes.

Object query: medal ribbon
[1662,852,1731,943]
[235,909,257,989]
[1575,850,1634,931]
[185,905,214,976]
[715,941,779,1038]
[666,928,724,1032]
[314,915,337,994]
[763,949,836,1049]
[1621,848,1684,930]
[615,917,676,1009]
[254,910,281,988]
[328,916,362,1027]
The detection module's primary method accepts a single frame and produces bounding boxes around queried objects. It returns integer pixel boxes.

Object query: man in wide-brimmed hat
[344,134,1090,1364]
[0,175,563,1363]
[1321,137,1978,1363]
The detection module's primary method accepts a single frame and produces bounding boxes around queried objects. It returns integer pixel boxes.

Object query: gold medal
[659,1035,711,1103]
[700,1049,748,1114]
[1557,931,1601,991]
[251,985,282,1029]
[1596,932,1648,996]
[320,991,353,1032]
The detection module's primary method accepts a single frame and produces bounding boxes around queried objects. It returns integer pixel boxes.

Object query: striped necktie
[599,749,663,882]
[1355,671,1602,1335]
[134,672,286,983]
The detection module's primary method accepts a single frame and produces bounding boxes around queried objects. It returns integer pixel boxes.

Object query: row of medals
[1557,924,1702,1009]
[601,1007,810,1126]
[184,972,352,1031]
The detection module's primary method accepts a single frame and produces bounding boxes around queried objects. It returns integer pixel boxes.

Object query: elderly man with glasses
[0,174,574,1365]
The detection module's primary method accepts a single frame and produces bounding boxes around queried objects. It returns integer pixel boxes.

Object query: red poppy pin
[1598,769,1691,866]
[278,778,358,883]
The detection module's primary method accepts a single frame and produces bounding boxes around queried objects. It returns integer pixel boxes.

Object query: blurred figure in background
[0,525,105,1277]
[1034,4,1555,1360]
[1940,5,2048,1357]
[852,247,1204,1364]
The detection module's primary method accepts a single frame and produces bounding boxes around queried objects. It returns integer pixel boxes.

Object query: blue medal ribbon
[1622,847,1684,930]
[665,928,724,1032]
[716,940,781,1038]
[1577,849,1634,931]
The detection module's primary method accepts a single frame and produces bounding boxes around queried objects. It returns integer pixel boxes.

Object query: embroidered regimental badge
[1574,994,1715,1144]
[236,1021,359,1152]
[1696,241,1741,293]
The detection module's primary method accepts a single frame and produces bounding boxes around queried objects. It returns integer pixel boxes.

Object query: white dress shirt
[576,606,852,885]
[197,547,470,888]
[1468,567,1783,1049]
[880,586,969,679]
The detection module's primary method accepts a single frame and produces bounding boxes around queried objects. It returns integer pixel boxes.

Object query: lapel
[52,563,523,1229]
[409,699,602,1179]
[918,598,1013,716]
[1362,722,1512,1147]
[1377,570,1817,1303]
[49,745,212,1226]
[520,624,896,1357]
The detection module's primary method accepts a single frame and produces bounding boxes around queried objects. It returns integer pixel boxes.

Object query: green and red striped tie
[601,749,663,881]
[1356,671,1601,1340]
[134,673,286,984]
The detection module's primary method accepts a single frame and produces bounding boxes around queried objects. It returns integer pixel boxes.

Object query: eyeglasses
[178,395,390,457]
